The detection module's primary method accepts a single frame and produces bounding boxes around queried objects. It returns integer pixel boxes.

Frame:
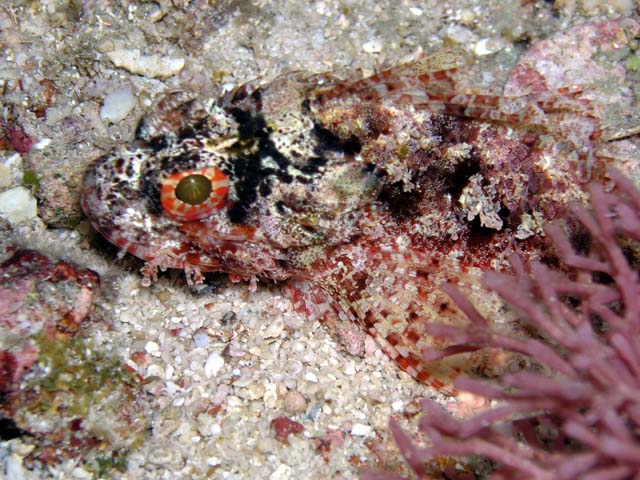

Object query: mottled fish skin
[82,47,609,394]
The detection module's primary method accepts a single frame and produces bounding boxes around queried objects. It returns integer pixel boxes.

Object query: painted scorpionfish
[82,20,639,394]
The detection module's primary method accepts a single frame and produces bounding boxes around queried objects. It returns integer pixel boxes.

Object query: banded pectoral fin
[311,50,601,156]
[311,49,469,106]
[286,278,491,397]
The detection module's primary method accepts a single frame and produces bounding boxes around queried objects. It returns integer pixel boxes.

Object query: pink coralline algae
[370,169,640,480]
[0,249,149,474]
[0,249,99,414]
[0,119,34,154]
[0,248,99,336]
[0,248,99,414]
[271,416,305,444]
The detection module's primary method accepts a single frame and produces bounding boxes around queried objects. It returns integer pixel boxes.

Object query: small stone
[362,40,382,54]
[106,49,185,79]
[350,423,373,436]
[313,429,345,462]
[71,467,93,479]
[237,382,265,400]
[204,352,225,378]
[303,371,318,383]
[192,329,210,348]
[210,423,222,436]
[6,123,34,154]
[284,390,308,414]
[336,321,366,356]
[344,361,356,376]
[459,8,476,25]
[0,164,11,188]
[264,381,278,409]
[269,464,291,480]
[271,416,304,444]
[444,24,476,45]
[284,312,305,329]
[100,88,136,123]
[0,186,38,224]
[144,341,160,355]
[130,351,147,366]
[474,38,506,56]
[263,317,284,338]
[147,5,165,22]
[146,364,164,378]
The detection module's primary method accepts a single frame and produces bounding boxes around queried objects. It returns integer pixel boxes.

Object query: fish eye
[175,174,212,205]
[160,167,230,221]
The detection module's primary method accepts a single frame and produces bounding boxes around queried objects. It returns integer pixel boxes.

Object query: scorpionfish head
[81,74,381,281]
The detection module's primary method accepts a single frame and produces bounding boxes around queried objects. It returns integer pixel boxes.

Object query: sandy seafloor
[1,0,639,479]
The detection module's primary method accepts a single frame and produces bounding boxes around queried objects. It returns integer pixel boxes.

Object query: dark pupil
[175,174,212,205]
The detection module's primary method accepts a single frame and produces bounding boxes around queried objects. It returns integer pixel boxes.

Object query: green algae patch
[3,332,151,477]
[22,169,39,193]
[31,332,138,417]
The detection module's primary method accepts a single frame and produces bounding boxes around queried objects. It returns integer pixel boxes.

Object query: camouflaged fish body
[82,50,608,393]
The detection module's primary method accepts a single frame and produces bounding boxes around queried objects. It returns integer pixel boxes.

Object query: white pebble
[192,330,210,348]
[204,352,225,378]
[474,38,505,56]
[0,164,12,188]
[106,49,185,79]
[71,467,93,479]
[363,40,382,54]
[146,364,164,377]
[0,186,37,224]
[409,6,423,16]
[210,423,222,437]
[445,24,476,45]
[351,423,373,436]
[237,383,265,400]
[263,317,284,338]
[100,88,136,123]
[344,361,357,376]
[392,400,404,412]
[5,153,21,168]
[144,340,160,355]
[165,381,182,395]
[221,82,235,94]
[303,371,318,383]
[269,464,291,480]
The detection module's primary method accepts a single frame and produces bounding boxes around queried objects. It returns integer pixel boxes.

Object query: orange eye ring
[160,167,230,221]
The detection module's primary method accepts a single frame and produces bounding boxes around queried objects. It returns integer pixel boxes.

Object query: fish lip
[80,154,124,249]
[79,156,101,219]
